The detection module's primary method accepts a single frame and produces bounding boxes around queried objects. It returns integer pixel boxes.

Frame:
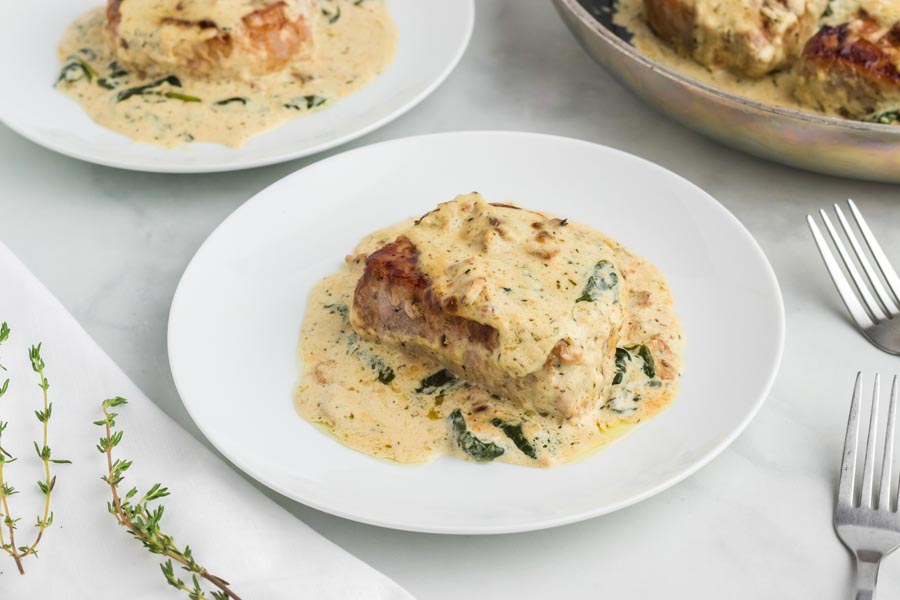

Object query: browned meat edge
[106,1,311,74]
[802,17,900,89]
[351,236,499,358]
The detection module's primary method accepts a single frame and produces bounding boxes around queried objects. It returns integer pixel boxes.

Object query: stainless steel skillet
[554,0,900,183]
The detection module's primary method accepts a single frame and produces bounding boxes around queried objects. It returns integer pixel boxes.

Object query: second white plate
[168,131,785,534]
[0,0,473,173]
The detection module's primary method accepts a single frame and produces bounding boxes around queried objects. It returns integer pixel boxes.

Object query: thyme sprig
[0,327,70,575]
[97,398,241,600]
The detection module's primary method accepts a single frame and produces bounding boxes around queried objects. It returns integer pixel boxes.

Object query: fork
[835,373,900,600]
[808,200,900,354]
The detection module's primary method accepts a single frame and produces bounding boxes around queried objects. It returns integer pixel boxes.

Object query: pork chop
[794,9,900,120]
[644,0,828,76]
[350,195,627,420]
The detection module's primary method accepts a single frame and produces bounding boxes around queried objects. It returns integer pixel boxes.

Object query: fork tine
[820,210,887,323]
[808,216,876,330]
[848,199,900,310]
[834,204,900,318]
[879,376,898,511]
[839,373,863,508]
[861,374,881,508]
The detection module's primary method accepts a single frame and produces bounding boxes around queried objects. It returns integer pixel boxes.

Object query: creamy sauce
[613,0,898,118]
[294,197,684,467]
[615,0,811,112]
[828,0,900,25]
[54,1,397,148]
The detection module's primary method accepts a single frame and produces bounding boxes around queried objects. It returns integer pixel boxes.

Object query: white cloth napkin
[0,241,413,600]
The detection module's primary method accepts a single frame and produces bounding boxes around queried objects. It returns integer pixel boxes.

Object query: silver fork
[808,200,900,354]
[835,373,900,600]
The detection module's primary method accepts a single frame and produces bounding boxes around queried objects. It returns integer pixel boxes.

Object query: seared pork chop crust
[352,236,500,357]
[795,12,900,118]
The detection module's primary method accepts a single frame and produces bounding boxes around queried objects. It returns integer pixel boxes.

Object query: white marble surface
[2,0,900,597]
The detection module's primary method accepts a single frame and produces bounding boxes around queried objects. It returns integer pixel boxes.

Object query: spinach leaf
[415,369,459,394]
[215,97,248,106]
[325,306,392,383]
[376,365,395,384]
[96,61,130,89]
[107,61,129,78]
[576,259,618,303]
[491,419,537,459]
[116,75,182,103]
[284,95,327,110]
[346,331,395,385]
[449,410,504,461]
[358,347,394,385]
[612,347,630,385]
[612,344,655,383]
[630,344,656,379]
[57,56,98,84]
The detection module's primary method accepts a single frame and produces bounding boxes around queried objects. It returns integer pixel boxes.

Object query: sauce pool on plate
[54,0,397,148]
[294,195,685,468]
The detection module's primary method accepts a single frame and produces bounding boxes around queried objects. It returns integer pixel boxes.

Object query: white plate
[168,131,785,534]
[0,0,473,173]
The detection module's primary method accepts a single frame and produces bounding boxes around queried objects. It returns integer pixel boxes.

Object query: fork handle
[854,556,881,600]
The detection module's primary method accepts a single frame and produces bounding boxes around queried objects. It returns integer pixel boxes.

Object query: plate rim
[0,0,475,174]
[556,0,900,136]
[167,130,786,534]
